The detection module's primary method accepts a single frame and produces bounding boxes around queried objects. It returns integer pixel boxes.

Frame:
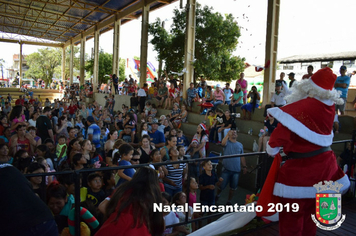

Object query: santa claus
[258,67,350,236]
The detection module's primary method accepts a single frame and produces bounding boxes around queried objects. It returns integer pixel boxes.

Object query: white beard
[285,79,344,105]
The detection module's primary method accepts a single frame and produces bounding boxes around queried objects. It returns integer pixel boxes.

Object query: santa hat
[200,123,207,131]
[192,139,199,144]
[310,67,336,91]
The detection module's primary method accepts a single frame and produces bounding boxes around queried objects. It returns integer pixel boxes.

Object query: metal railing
[23,138,356,235]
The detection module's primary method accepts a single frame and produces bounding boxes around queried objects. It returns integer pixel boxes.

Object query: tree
[85,49,125,84]
[149,4,245,82]
[118,58,126,82]
[54,46,82,81]
[25,48,61,85]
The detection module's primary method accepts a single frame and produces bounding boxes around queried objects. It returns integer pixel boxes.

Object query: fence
[24,138,356,235]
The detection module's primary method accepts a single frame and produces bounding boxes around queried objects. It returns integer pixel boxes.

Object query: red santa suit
[259,67,350,236]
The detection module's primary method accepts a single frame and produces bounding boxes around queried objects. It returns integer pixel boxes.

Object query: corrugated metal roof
[278,51,356,64]
[0,0,176,43]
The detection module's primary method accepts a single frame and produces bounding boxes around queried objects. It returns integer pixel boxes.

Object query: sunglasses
[131,159,140,162]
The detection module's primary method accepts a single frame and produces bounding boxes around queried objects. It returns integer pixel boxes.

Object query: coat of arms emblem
[311,181,346,230]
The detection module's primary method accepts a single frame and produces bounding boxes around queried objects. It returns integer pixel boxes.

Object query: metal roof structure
[278,51,356,64]
[0,0,176,46]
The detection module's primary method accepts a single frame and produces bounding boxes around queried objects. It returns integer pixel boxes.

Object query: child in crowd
[162,192,180,236]
[150,104,157,118]
[116,144,135,186]
[187,139,202,159]
[26,162,46,199]
[102,170,116,197]
[199,160,223,207]
[56,135,67,167]
[36,157,55,185]
[209,108,224,143]
[143,101,152,120]
[87,172,106,207]
[177,145,186,160]
[172,192,193,234]
[141,122,149,137]
[205,110,216,130]
[177,129,189,149]
[148,83,156,99]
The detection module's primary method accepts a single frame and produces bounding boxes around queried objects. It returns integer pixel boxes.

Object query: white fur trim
[267,107,333,147]
[284,79,343,105]
[266,142,280,156]
[313,96,334,106]
[273,174,350,198]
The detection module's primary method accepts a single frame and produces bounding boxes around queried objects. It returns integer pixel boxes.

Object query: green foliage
[118,58,126,82]
[149,4,245,82]
[25,47,61,85]
[85,49,125,84]
[53,46,82,81]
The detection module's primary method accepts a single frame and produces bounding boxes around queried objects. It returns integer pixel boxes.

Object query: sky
[1,0,356,76]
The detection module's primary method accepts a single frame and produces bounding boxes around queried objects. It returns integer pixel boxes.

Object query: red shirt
[95,205,151,236]
[29,99,35,105]
[68,105,78,115]
[15,99,24,106]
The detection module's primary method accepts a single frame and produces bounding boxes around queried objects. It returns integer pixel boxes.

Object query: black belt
[286,146,331,160]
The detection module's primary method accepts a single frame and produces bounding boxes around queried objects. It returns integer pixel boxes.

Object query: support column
[19,43,23,87]
[69,41,74,85]
[112,17,121,75]
[112,17,121,95]
[80,34,86,86]
[262,0,280,107]
[183,0,196,99]
[139,3,149,87]
[93,27,100,93]
[62,47,66,86]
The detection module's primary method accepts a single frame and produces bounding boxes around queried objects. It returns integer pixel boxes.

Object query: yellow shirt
[207,114,217,126]
[148,87,155,95]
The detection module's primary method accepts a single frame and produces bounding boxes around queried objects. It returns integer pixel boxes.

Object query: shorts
[335,98,346,112]
[220,168,240,191]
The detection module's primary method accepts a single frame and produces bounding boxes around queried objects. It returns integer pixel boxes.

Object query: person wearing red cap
[258,67,350,236]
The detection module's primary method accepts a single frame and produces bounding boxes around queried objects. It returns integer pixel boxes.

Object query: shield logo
[315,193,342,225]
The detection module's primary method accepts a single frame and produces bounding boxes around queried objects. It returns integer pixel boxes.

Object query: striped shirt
[87,124,101,148]
[165,163,186,188]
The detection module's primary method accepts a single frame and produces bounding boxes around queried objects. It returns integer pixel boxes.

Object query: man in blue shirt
[334,65,350,115]
[149,119,165,148]
[216,129,247,205]
[87,116,101,154]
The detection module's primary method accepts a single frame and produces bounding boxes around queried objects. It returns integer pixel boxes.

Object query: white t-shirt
[163,211,179,235]
[137,88,146,97]
[28,119,36,127]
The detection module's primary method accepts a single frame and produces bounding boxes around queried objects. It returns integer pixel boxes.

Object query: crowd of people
[0,74,250,235]
[2,64,352,235]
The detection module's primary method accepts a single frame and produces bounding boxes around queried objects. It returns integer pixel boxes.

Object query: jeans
[220,168,240,191]
[209,126,218,142]
[164,184,182,196]
[68,113,76,120]
[217,128,231,142]
[229,103,243,113]
[212,100,223,110]
[225,100,231,105]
